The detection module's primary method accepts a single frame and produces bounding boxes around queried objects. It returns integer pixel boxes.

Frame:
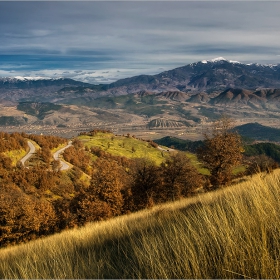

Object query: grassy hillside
[1,170,280,278]
[79,132,209,174]
[79,132,169,165]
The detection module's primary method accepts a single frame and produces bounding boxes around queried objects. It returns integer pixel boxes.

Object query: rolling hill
[235,122,280,142]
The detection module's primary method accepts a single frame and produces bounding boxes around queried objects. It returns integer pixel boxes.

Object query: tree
[246,154,278,175]
[197,116,243,188]
[130,158,161,210]
[0,184,57,246]
[52,159,61,172]
[89,158,127,216]
[160,152,204,201]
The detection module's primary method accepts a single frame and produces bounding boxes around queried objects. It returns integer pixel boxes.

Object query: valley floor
[1,114,280,140]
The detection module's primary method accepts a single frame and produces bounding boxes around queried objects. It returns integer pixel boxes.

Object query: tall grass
[1,171,280,278]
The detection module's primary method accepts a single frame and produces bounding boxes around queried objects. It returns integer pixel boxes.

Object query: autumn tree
[160,152,204,201]
[75,158,128,224]
[197,116,243,188]
[63,144,91,174]
[130,158,161,210]
[246,154,278,175]
[0,184,56,246]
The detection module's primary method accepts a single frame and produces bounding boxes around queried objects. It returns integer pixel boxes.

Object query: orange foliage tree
[198,116,243,188]
[130,158,161,210]
[160,152,204,200]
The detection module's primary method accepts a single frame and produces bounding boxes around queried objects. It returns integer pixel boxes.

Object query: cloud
[0,1,279,82]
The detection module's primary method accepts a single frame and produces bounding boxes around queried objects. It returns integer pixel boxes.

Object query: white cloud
[0,1,280,77]
[0,67,162,84]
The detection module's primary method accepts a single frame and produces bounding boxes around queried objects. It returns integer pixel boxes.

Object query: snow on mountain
[210,57,227,62]
[14,76,53,81]
[0,76,68,83]
[200,57,241,64]
[229,60,241,64]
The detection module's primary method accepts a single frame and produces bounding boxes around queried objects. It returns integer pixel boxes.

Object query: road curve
[20,141,36,166]
[53,141,73,171]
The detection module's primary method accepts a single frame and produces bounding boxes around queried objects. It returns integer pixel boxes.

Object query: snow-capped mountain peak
[210,57,227,62]
[200,56,242,64]
[200,57,241,64]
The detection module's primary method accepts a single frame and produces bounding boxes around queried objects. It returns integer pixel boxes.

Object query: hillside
[1,170,280,278]
[235,122,280,142]
[0,130,210,247]
[154,136,203,152]
[78,132,167,165]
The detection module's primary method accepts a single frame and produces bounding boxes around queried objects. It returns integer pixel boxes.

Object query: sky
[0,1,280,84]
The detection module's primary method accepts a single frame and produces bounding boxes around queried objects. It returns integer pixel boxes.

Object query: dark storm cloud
[0,1,280,82]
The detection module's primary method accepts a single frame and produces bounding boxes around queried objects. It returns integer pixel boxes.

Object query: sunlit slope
[1,170,280,278]
[79,132,169,165]
[3,149,26,166]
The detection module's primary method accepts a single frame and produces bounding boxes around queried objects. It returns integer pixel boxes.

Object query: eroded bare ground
[1,100,280,140]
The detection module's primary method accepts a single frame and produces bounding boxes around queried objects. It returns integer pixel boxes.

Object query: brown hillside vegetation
[0,132,28,152]
[0,170,280,278]
[1,123,271,249]
[0,130,206,247]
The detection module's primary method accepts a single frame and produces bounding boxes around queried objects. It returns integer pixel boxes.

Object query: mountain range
[102,57,280,95]
[1,57,280,102]
[0,57,280,136]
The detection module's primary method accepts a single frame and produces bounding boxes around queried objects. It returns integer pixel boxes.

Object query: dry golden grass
[1,171,280,278]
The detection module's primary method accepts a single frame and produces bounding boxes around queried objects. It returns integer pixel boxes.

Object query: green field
[79,132,169,165]
[78,132,245,175]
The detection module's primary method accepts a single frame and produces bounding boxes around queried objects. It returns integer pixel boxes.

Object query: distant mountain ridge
[1,58,280,100]
[208,88,280,110]
[100,57,280,95]
[0,57,280,113]
[0,77,90,89]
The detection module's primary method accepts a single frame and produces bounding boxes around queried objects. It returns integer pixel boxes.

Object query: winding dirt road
[20,141,36,166]
[53,141,73,171]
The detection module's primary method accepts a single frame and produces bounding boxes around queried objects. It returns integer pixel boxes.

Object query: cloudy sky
[0,1,280,84]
